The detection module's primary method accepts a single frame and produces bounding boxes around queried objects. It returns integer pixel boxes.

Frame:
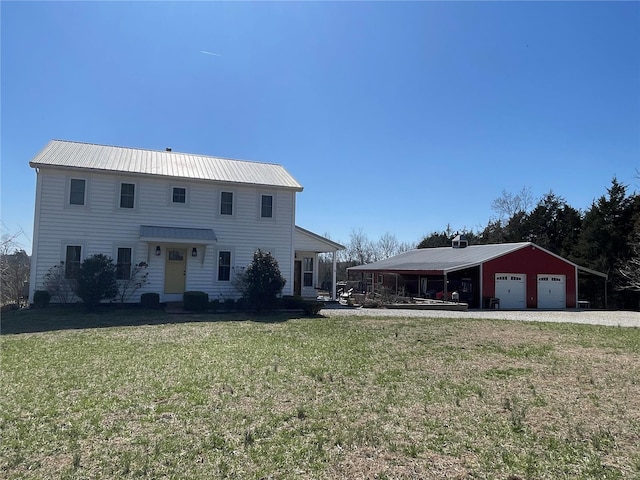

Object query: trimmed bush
[1,304,19,314]
[223,298,235,311]
[33,290,51,309]
[303,300,324,316]
[75,254,118,311]
[280,295,306,310]
[184,291,209,311]
[140,292,160,309]
[234,297,247,311]
[235,250,286,313]
[209,299,220,312]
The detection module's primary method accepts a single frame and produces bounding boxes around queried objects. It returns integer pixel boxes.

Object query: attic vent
[166,147,172,152]
[452,234,468,249]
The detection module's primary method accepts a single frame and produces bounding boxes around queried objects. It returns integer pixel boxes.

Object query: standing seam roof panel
[29,140,303,190]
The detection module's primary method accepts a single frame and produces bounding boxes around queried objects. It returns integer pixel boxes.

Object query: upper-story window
[120,183,135,209]
[220,191,233,215]
[172,187,187,204]
[69,179,86,205]
[261,195,273,218]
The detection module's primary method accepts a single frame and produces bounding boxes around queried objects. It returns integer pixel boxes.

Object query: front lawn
[2,308,639,479]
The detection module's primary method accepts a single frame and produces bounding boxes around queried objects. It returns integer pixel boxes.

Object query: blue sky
[2,1,639,254]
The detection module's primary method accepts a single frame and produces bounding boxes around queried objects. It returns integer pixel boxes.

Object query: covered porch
[294,226,345,300]
[348,267,482,308]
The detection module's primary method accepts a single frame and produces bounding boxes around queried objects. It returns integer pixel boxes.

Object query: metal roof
[349,243,532,273]
[349,242,608,278]
[29,140,303,191]
[140,225,217,242]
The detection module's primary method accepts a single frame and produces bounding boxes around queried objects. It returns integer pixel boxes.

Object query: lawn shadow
[1,305,317,335]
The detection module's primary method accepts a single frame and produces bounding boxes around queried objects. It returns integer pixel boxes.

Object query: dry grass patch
[1,309,639,479]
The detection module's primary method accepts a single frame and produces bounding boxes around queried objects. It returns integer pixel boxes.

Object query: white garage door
[495,274,526,309]
[537,275,566,309]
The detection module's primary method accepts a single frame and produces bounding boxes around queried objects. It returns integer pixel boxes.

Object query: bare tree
[1,250,30,306]
[117,261,149,303]
[397,241,416,253]
[43,263,77,304]
[618,241,640,291]
[376,232,416,260]
[1,227,30,306]
[376,232,399,261]
[347,228,375,265]
[491,187,535,220]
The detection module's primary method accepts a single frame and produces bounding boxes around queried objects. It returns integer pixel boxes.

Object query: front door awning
[140,225,217,243]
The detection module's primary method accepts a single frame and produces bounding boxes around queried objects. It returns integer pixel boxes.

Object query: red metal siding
[482,245,576,308]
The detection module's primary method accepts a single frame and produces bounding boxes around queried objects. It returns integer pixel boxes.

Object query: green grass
[2,307,639,479]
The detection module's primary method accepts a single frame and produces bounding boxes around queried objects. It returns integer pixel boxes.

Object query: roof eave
[29,162,304,191]
[295,225,345,250]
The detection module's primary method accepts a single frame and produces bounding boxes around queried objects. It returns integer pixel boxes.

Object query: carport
[348,239,607,309]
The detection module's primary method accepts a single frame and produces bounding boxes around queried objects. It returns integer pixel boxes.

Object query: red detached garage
[348,236,607,309]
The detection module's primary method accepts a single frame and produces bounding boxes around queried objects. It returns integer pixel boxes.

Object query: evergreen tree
[477,219,507,245]
[75,254,119,311]
[236,250,286,313]
[576,178,637,308]
[418,226,478,249]
[520,192,582,258]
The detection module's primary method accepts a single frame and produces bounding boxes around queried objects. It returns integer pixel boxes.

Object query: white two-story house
[28,140,343,304]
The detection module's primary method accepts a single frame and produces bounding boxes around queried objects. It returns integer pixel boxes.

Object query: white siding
[30,167,296,303]
[294,227,344,252]
[295,251,319,299]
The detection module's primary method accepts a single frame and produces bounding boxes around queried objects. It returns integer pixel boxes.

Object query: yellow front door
[164,248,186,294]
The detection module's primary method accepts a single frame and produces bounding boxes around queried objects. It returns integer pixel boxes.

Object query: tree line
[3,177,639,309]
[323,178,639,309]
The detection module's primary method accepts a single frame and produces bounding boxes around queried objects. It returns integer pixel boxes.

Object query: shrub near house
[236,250,286,313]
[75,254,119,311]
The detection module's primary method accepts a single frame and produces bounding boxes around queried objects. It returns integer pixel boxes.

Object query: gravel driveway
[320,305,640,328]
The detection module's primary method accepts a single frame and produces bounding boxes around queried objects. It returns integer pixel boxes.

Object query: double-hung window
[120,183,135,209]
[65,245,82,279]
[220,192,233,215]
[116,248,132,280]
[261,195,273,218]
[218,251,231,281]
[69,179,86,205]
[172,187,186,204]
[303,257,314,287]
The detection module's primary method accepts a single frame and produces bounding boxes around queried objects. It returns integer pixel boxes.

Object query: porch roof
[295,225,345,253]
[139,225,217,243]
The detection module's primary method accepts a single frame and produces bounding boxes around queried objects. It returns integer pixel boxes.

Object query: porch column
[443,273,448,301]
[332,250,337,301]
